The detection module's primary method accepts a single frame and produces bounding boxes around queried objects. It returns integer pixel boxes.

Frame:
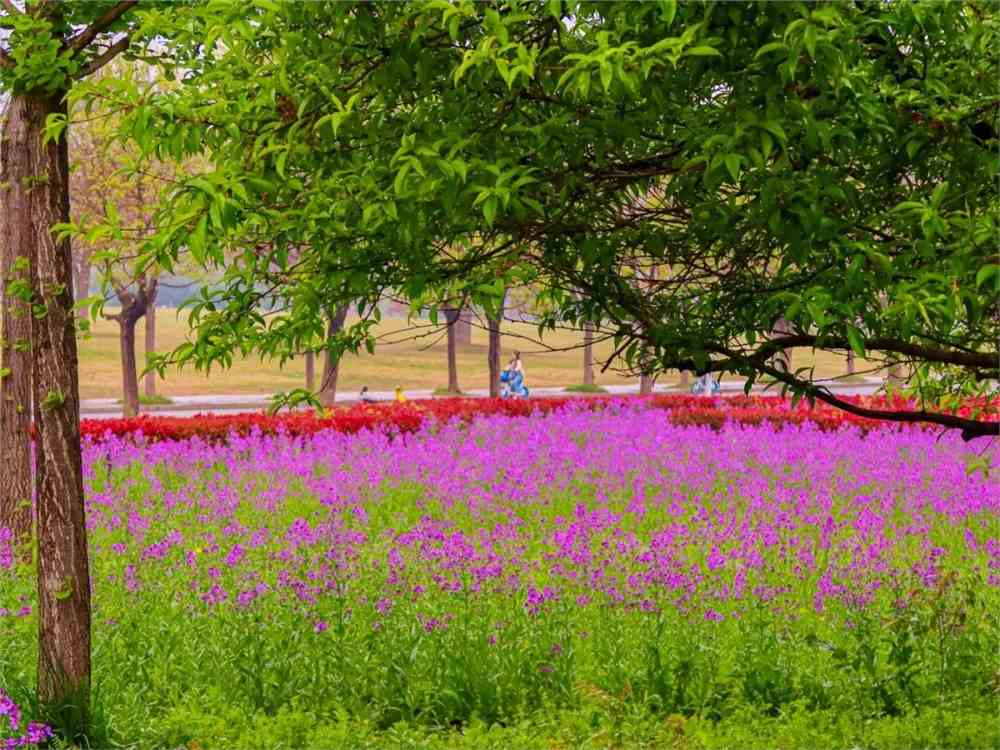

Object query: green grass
[563,383,608,394]
[432,387,467,397]
[116,393,175,406]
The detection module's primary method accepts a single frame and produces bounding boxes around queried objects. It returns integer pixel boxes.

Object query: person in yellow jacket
[394,386,407,403]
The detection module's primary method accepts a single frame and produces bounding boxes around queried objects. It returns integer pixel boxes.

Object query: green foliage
[82,0,998,429]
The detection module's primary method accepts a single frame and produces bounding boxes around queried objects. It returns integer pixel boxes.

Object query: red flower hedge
[78,394,999,444]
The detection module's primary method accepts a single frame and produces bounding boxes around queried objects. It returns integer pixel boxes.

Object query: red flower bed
[78,394,999,444]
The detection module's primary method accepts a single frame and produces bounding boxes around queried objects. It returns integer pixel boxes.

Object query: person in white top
[508,351,524,379]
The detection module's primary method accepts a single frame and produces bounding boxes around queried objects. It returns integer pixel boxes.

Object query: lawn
[75,309,871,399]
[2,403,997,748]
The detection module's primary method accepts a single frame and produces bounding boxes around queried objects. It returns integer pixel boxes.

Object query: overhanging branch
[64,0,138,55]
[76,34,131,79]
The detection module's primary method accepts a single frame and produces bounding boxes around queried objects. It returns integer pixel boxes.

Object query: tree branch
[64,0,138,55]
[762,333,997,371]
[0,0,22,17]
[75,34,131,79]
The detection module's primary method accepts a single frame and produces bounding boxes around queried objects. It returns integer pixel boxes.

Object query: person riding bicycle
[500,351,529,397]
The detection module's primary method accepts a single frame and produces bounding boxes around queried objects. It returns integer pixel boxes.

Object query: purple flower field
[2,403,998,747]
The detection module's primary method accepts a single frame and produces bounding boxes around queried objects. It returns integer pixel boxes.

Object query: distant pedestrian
[395,386,407,403]
[360,386,377,404]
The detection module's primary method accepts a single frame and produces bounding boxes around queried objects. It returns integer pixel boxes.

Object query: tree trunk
[143,279,158,398]
[640,373,655,395]
[0,110,33,547]
[455,305,473,347]
[487,293,506,397]
[582,321,595,387]
[679,369,690,386]
[304,351,315,392]
[317,304,350,407]
[7,91,91,734]
[846,349,855,376]
[444,308,461,394]
[771,317,792,372]
[118,315,141,417]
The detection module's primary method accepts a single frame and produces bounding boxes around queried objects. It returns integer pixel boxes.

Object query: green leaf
[659,0,677,27]
[685,45,722,57]
[845,326,865,357]
[723,153,741,182]
[975,264,998,290]
[754,41,788,59]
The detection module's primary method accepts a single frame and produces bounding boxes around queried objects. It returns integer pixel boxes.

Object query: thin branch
[0,0,22,17]
[76,34,131,79]
[64,0,138,55]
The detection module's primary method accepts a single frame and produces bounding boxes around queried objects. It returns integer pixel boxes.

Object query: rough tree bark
[582,321,595,387]
[487,292,506,397]
[106,277,152,418]
[143,278,158,397]
[639,372,655,395]
[317,304,350,407]
[7,91,91,732]
[444,307,461,394]
[455,305,473,347]
[0,107,33,545]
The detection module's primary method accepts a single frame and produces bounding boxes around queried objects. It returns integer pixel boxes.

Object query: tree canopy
[87,0,998,436]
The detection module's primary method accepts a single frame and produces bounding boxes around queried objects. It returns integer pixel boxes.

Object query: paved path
[81,378,886,420]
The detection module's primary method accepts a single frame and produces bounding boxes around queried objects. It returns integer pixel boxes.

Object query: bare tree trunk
[118,316,141,417]
[7,90,91,734]
[846,349,855,376]
[143,279,158,398]
[640,373,655,395]
[444,308,461,394]
[488,293,506,397]
[582,322,595,387]
[0,108,33,546]
[108,284,148,419]
[318,304,350,407]
[771,317,792,372]
[679,369,690,386]
[455,305,473,347]
[304,351,315,391]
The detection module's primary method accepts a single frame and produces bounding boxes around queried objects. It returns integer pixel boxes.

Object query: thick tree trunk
[0,111,34,546]
[679,369,690,386]
[304,351,315,391]
[455,305,473,347]
[846,349,855,376]
[582,322,595,387]
[143,279,158,398]
[317,304,350,407]
[7,91,91,734]
[487,293,505,398]
[444,308,461,394]
[639,373,655,395]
